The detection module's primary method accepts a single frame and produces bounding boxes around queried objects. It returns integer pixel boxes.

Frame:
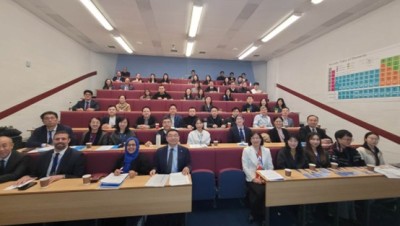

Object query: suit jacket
[182,116,198,128]
[32,148,86,178]
[108,130,136,145]
[80,131,108,145]
[299,126,331,142]
[207,115,224,128]
[268,128,290,143]
[26,124,75,148]
[153,145,191,174]
[136,116,156,128]
[112,76,124,82]
[0,151,30,183]
[241,103,260,112]
[201,104,214,112]
[276,148,308,170]
[166,114,183,128]
[205,86,218,92]
[119,84,134,90]
[228,126,252,144]
[72,100,100,111]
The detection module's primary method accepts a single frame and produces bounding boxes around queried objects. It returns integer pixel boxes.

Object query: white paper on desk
[100,173,128,185]
[237,142,248,147]
[28,146,54,153]
[169,173,190,186]
[189,144,208,148]
[145,174,169,187]
[258,170,284,181]
[374,165,400,179]
[3,179,36,190]
[96,145,115,151]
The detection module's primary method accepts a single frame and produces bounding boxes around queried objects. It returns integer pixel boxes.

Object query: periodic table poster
[327,43,400,100]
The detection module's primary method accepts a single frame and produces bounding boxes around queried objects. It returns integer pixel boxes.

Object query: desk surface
[0,176,192,225]
[261,167,400,207]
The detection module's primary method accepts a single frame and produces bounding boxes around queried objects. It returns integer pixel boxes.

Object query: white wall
[0,0,117,139]
[251,61,268,92]
[260,0,400,162]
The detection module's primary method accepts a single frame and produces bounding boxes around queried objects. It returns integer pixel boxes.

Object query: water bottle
[204,122,207,129]
[156,133,161,147]
[217,87,220,93]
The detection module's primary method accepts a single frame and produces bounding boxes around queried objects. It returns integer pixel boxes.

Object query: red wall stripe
[276,83,400,144]
[0,71,97,120]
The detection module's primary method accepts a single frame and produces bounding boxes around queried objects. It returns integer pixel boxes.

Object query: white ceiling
[14,0,393,61]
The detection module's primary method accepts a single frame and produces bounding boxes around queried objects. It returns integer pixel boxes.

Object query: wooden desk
[0,176,192,225]
[261,168,400,226]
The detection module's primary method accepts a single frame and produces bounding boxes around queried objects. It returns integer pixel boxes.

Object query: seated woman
[81,117,108,145]
[132,73,142,83]
[148,73,157,83]
[183,88,194,100]
[108,117,136,146]
[195,88,205,100]
[304,132,330,168]
[190,74,200,84]
[222,89,233,101]
[103,79,113,90]
[159,73,171,84]
[277,135,308,169]
[115,95,131,112]
[259,98,269,111]
[356,132,385,166]
[203,74,212,85]
[187,118,211,146]
[201,96,214,112]
[273,98,287,113]
[140,89,152,100]
[191,81,201,94]
[242,132,274,223]
[223,77,230,86]
[268,117,290,143]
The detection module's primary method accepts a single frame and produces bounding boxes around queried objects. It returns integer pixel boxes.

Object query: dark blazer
[100,116,122,128]
[182,116,198,128]
[298,126,331,142]
[80,131,108,145]
[72,100,100,111]
[228,126,252,143]
[153,145,191,174]
[205,86,218,92]
[268,128,290,143]
[222,95,233,101]
[165,114,183,128]
[224,116,237,127]
[108,130,136,145]
[241,103,260,112]
[0,151,30,183]
[152,92,171,99]
[201,104,214,112]
[112,76,124,82]
[119,84,134,90]
[135,116,156,128]
[32,148,86,178]
[276,148,308,170]
[26,124,75,148]
[113,154,152,175]
[207,115,224,128]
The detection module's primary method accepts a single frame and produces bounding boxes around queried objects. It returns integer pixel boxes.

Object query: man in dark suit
[17,131,86,185]
[100,105,121,130]
[165,104,183,128]
[182,107,198,129]
[72,90,100,111]
[241,96,260,112]
[136,106,157,129]
[112,71,124,82]
[204,81,218,92]
[299,115,331,142]
[207,107,226,128]
[228,115,252,144]
[0,136,30,183]
[150,129,191,175]
[26,111,75,148]
[119,78,134,90]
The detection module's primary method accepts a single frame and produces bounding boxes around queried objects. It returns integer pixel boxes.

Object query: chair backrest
[218,168,246,199]
[191,169,216,201]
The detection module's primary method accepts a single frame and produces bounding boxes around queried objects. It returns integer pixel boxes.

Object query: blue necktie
[167,148,174,174]
[48,130,53,144]
[239,128,245,142]
[50,153,60,175]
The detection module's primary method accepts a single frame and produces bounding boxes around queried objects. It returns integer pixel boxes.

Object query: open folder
[99,173,128,189]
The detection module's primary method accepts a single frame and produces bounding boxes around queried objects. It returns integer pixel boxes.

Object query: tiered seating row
[60,111,300,128]
[97,89,268,102]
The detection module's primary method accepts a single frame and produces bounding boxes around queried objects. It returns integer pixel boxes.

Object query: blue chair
[217,168,246,199]
[191,169,216,201]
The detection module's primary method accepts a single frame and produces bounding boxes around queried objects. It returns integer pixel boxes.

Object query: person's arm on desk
[149,169,156,176]
[15,175,36,185]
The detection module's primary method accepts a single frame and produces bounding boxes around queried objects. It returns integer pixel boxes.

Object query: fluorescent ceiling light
[261,13,301,43]
[185,41,195,57]
[80,0,113,31]
[238,46,258,60]
[114,36,133,54]
[311,0,324,4]
[188,5,203,38]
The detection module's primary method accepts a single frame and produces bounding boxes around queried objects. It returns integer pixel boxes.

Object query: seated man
[152,85,172,100]
[241,96,260,112]
[27,111,75,148]
[165,104,183,128]
[252,106,272,128]
[17,131,86,185]
[145,117,172,146]
[182,107,198,129]
[228,81,238,93]
[238,82,250,93]
[101,105,121,130]
[112,71,124,82]
[207,107,226,128]
[121,67,130,78]
[120,78,134,90]
[228,115,251,144]
[136,106,156,129]
[250,82,264,94]
[299,115,331,142]
[224,107,240,127]
[330,130,365,167]
[71,90,100,111]
[216,71,226,81]
[0,136,30,183]
[281,107,294,127]
[204,81,218,92]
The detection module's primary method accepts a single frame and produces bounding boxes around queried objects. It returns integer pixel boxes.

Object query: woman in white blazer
[242,132,274,223]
